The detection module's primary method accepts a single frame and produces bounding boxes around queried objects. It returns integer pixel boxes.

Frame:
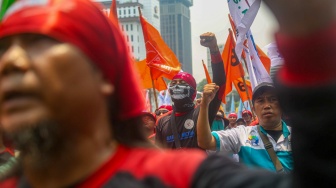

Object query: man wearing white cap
[197,82,293,173]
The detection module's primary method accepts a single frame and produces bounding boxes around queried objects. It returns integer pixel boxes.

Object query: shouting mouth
[1,89,41,114]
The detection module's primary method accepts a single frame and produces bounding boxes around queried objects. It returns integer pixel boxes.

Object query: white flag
[243,45,258,89]
[247,30,272,86]
[228,0,261,61]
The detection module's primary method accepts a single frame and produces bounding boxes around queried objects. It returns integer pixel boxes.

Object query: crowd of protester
[0,0,335,187]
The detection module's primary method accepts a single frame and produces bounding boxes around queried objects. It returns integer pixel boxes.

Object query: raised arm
[197,83,218,150]
[200,32,226,126]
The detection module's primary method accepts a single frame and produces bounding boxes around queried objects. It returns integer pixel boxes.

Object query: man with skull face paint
[155,33,225,149]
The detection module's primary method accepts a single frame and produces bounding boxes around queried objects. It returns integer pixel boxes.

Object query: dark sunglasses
[155,109,169,116]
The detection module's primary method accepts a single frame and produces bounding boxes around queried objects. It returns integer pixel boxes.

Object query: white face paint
[169,85,191,100]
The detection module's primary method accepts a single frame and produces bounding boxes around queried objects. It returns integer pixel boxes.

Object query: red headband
[0,0,145,121]
[242,110,252,117]
[172,72,196,90]
[228,113,237,118]
[158,105,173,111]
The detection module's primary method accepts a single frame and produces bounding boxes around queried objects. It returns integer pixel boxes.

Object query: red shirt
[0,145,206,188]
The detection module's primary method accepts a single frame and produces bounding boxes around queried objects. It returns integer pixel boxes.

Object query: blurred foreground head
[0,0,147,148]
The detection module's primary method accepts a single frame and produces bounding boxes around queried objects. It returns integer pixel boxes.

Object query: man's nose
[0,43,30,77]
[263,101,272,109]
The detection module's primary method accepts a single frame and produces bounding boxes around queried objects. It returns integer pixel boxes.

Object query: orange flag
[228,14,237,39]
[202,60,212,83]
[233,78,252,103]
[221,29,245,103]
[256,45,271,74]
[139,11,181,80]
[135,59,167,91]
[109,0,119,24]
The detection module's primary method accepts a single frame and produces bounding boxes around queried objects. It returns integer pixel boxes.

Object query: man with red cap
[242,110,253,126]
[155,33,225,149]
[141,112,156,140]
[226,112,238,129]
[154,105,172,119]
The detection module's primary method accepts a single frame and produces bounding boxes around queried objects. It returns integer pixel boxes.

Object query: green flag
[0,0,16,21]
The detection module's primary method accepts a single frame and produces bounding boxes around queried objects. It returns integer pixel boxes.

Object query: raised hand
[200,32,219,52]
[201,83,219,106]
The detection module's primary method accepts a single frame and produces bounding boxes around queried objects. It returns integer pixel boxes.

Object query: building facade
[160,0,193,74]
[97,0,160,60]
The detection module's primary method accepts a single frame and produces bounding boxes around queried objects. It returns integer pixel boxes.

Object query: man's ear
[95,71,114,96]
[100,80,114,96]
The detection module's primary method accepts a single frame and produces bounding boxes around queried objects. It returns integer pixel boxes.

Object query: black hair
[236,118,245,123]
[141,112,156,122]
[108,96,154,148]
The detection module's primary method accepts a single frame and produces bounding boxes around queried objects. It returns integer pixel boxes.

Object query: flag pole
[239,62,255,120]
[147,89,153,112]
[240,73,255,118]
[202,59,212,83]
[150,68,159,110]
[139,6,158,110]
[228,27,256,120]
[240,56,257,120]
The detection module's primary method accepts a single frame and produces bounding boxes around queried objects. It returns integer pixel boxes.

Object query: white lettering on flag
[228,0,261,61]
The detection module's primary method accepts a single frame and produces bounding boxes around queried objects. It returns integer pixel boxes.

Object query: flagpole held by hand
[150,67,159,110]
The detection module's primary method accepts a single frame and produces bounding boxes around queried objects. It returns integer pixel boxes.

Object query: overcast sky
[190,1,278,83]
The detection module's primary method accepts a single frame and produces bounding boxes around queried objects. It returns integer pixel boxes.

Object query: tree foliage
[197,78,207,92]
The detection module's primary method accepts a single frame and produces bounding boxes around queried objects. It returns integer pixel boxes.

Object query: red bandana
[0,0,145,121]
